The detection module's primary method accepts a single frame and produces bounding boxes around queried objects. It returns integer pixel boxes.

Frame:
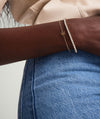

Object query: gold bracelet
[58,20,71,52]
[64,19,77,53]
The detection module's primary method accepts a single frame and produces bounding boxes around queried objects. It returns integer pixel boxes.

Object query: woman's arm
[0,20,72,65]
[0,17,100,65]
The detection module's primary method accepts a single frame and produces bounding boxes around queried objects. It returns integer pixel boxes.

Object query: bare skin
[0,16,100,65]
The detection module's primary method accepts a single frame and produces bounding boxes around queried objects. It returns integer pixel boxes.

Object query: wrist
[66,18,86,51]
[60,20,74,51]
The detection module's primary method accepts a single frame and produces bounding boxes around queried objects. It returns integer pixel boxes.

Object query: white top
[0,6,28,28]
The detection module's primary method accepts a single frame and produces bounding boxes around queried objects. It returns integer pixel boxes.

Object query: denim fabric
[18,50,100,119]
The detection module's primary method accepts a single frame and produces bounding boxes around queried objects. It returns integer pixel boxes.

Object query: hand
[67,16,100,56]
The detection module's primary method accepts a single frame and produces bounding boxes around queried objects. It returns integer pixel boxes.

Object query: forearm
[0,16,100,66]
[0,20,72,65]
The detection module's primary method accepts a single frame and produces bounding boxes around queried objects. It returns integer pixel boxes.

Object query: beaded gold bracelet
[58,20,71,52]
[64,19,77,53]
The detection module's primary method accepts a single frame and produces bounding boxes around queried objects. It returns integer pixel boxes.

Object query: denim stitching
[31,59,37,119]
[19,60,29,119]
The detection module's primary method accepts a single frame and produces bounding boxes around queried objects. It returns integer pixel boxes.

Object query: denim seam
[31,59,37,119]
[20,60,29,119]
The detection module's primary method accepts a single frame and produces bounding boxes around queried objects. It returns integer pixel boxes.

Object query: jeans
[18,50,100,119]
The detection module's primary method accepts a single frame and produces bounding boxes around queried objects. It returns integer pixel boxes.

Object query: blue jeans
[18,50,100,119]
